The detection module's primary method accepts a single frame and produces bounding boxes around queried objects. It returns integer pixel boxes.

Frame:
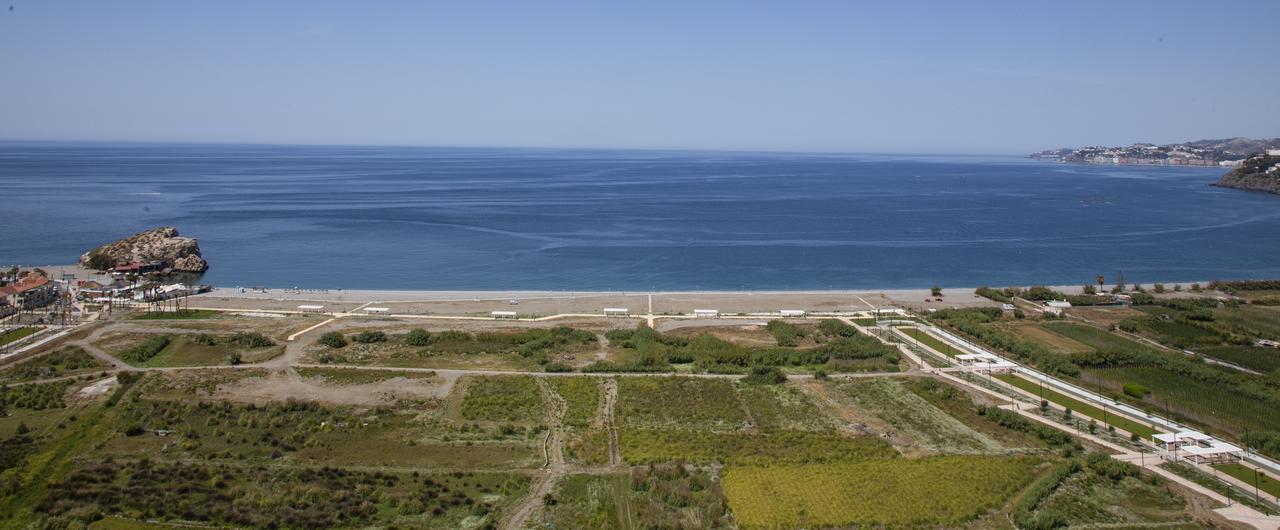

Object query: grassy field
[722,456,1044,528]
[1001,323,1093,354]
[737,383,834,432]
[131,309,223,320]
[0,346,107,383]
[832,378,1003,454]
[1215,463,1280,498]
[897,327,957,356]
[900,377,1047,449]
[548,377,600,427]
[0,326,41,346]
[995,374,1159,438]
[139,334,283,367]
[1037,469,1195,526]
[616,377,748,430]
[459,375,546,424]
[619,428,899,465]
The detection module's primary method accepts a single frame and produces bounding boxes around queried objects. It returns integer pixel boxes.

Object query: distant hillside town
[1031,137,1280,167]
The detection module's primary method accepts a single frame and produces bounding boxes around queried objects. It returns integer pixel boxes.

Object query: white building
[779,309,806,318]
[603,307,629,317]
[1152,431,1243,464]
[955,353,1017,373]
[362,307,390,314]
[297,304,325,313]
[491,310,518,319]
[693,309,719,318]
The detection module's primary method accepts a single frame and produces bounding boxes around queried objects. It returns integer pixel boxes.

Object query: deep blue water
[1,142,1277,290]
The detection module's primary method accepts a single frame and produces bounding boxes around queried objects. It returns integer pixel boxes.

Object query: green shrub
[230,332,273,348]
[543,362,573,373]
[403,328,431,346]
[120,335,171,364]
[351,330,387,344]
[742,366,786,385]
[1122,382,1150,399]
[317,331,347,348]
[766,320,805,347]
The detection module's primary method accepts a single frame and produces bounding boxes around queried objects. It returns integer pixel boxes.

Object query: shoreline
[31,264,1213,304]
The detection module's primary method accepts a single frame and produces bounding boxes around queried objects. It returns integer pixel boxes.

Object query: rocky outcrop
[1214,155,1280,196]
[80,227,209,273]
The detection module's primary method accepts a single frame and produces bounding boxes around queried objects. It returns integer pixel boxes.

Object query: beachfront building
[0,274,56,310]
[111,261,166,275]
[1152,431,1243,464]
[779,309,806,318]
[693,309,719,318]
[603,308,629,317]
[297,305,325,313]
[362,307,390,314]
[491,310,517,319]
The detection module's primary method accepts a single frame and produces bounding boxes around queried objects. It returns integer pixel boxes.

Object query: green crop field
[723,456,1044,528]
[1196,345,1280,374]
[1089,366,1280,434]
[620,428,899,465]
[1217,306,1280,338]
[996,374,1158,437]
[1043,322,1157,352]
[616,377,747,430]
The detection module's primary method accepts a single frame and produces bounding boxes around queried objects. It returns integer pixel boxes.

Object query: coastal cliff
[1214,155,1280,195]
[80,227,209,273]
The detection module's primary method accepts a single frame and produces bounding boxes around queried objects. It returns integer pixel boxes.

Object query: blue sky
[1,1,1276,154]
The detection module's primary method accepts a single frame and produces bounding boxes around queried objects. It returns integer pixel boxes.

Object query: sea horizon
[2,142,1274,291]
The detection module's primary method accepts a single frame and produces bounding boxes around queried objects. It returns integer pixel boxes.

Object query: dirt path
[504,378,569,529]
[602,378,623,468]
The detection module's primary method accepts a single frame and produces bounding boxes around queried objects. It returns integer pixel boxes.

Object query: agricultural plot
[38,459,528,529]
[1217,305,1280,338]
[1196,344,1280,374]
[830,378,1004,454]
[0,326,41,346]
[722,456,1044,528]
[0,346,107,383]
[616,377,748,430]
[619,428,898,465]
[1088,365,1280,434]
[1000,323,1092,355]
[536,466,731,529]
[547,377,600,427]
[1036,463,1195,527]
[737,383,834,432]
[458,375,546,424]
[995,374,1159,438]
[899,378,1047,449]
[1043,322,1154,352]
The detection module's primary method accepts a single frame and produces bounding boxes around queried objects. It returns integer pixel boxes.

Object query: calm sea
[1,142,1276,290]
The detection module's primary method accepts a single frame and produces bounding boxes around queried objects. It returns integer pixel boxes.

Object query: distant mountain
[1031,137,1280,167]
[1214,154,1280,195]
